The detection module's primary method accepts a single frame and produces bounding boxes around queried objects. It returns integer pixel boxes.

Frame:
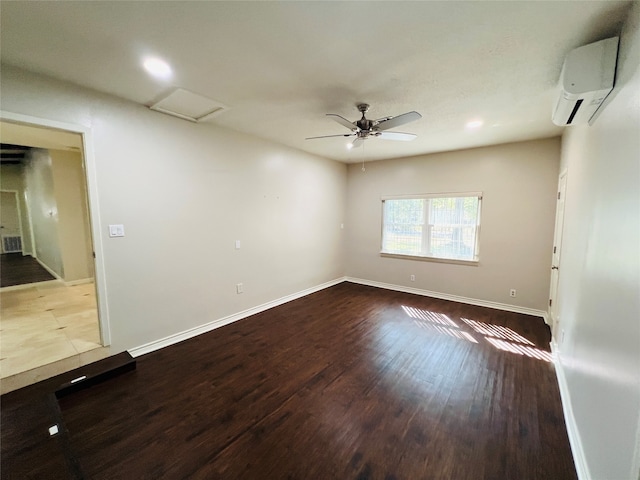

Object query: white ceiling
[0,1,632,163]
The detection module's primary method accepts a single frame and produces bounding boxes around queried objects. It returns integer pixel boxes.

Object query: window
[381,193,482,262]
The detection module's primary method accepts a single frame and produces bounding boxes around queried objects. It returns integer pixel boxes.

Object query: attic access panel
[149,88,227,122]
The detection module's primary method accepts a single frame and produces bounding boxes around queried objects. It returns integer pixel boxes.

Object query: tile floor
[0,280,108,394]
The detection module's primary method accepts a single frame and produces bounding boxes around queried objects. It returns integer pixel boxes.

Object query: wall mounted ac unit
[552,36,619,126]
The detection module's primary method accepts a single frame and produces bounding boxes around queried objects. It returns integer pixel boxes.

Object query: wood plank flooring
[1,282,577,479]
[1,353,136,480]
[0,253,55,287]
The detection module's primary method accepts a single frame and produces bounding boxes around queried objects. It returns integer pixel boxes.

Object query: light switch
[235,240,241,249]
[109,224,125,238]
[49,425,59,436]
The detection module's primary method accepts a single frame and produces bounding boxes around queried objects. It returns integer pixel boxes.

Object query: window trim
[381,192,483,201]
[379,252,480,266]
[380,192,482,264]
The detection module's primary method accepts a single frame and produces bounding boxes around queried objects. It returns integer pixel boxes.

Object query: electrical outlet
[236,283,243,294]
[510,289,517,297]
[410,275,415,282]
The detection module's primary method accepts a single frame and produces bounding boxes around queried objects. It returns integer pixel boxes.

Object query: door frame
[0,189,25,254]
[0,110,111,346]
[549,168,568,346]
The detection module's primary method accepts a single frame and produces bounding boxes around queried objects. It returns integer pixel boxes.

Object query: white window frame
[380,192,482,265]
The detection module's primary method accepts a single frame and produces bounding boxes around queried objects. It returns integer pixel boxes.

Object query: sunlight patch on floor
[485,337,553,362]
[412,320,479,343]
[401,305,458,327]
[461,318,534,345]
[402,306,552,361]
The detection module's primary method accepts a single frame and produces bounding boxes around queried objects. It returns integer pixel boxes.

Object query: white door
[549,170,567,343]
[0,191,23,253]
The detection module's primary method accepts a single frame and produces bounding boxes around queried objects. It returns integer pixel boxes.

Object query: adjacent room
[1,2,638,479]
[0,122,106,392]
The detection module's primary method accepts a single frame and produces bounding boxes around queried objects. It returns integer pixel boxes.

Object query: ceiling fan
[306,103,422,148]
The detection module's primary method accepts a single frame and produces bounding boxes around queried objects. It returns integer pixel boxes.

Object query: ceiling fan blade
[327,114,357,131]
[376,111,422,131]
[306,133,355,140]
[378,131,417,141]
[352,137,365,148]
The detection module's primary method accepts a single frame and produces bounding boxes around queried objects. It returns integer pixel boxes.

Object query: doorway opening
[0,118,108,393]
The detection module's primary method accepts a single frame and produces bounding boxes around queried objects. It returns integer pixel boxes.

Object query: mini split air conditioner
[552,36,619,126]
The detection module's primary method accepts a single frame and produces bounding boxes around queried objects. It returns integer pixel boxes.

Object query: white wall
[0,163,33,255]
[50,149,94,281]
[0,65,347,352]
[23,148,64,277]
[345,138,560,312]
[556,3,640,479]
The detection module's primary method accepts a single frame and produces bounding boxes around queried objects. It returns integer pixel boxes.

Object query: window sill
[380,252,479,266]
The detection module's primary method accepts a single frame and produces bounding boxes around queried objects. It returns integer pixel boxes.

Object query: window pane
[381,194,481,262]
[382,199,424,255]
[429,197,478,260]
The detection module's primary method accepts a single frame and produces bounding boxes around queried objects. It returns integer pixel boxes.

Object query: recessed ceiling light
[466,119,484,129]
[143,57,172,80]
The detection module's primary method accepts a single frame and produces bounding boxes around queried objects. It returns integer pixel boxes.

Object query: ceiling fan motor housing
[356,103,374,132]
[357,119,374,132]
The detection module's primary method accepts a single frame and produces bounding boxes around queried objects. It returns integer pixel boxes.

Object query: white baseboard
[551,342,590,480]
[128,277,347,358]
[36,257,62,281]
[0,279,60,292]
[633,410,640,480]
[345,277,548,320]
[65,277,94,286]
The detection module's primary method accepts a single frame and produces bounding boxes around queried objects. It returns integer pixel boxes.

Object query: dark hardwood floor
[0,252,55,287]
[1,282,577,479]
